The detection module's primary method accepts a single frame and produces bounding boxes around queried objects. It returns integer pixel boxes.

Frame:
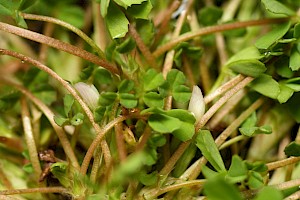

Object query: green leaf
[127,0,152,19]
[226,155,248,183]
[15,11,28,28]
[289,45,300,71]
[245,161,268,172]
[143,92,164,108]
[283,77,300,92]
[118,79,135,93]
[143,69,165,91]
[166,69,186,86]
[173,145,197,177]
[167,109,196,141]
[249,74,280,99]
[277,83,294,103]
[173,85,191,103]
[195,130,226,172]
[94,68,113,85]
[63,94,74,117]
[50,162,71,188]
[105,2,129,38]
[137,170,158,186]
[204,176,243,200]
[99,0,110,17]
[261,0,295,16]
[254,187,283,200]
[228,59,266,77]
[294,23,300,39]
[198,6,223,26]
[70,113,84,126]
[148,113,182,133]
[114,0,147,9]
[285,92,300,123]
[226,46,263,65]
[54,115,69,126]
[57,6,84,28]
[119,93,137,108]
[284,141,300,156]
[275,55,294,78]
[99,92,117,106]
[18,0,37,11]
[240,125,272,137]
[247,171,264,189]
[0,1,14,15]
[255,22,290,49]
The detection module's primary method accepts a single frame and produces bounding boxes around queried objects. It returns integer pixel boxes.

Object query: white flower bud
[188,85,205,122]
[74,82,100,110]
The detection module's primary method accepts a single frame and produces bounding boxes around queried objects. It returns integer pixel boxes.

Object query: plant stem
[144,179,206,199]
[0,163,13,190]
[204,74,244,104]
[153,17,289,57]
[0,187,68,195]
[267,157,300,171]
[196,76,253,130]
[115,123,127,161]
[20,97,43,183]
[21,13,106,59]
[129,25,158,70]
[80,116,127,175]
[0,22,119,75]
[0,77,80,170]
[219,135,246,150]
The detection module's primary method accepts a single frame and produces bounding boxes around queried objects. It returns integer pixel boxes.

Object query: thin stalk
[219,135,246,150]
[0,187,68,195]
[267,157,300,171]
[0,77,80,170]
[0,49,113,171]
[80,116,127,175]
[196,76,254,130]
[144,179,206,200]
[208,90,245,129]
[285,190,300,200]
[135,125,152,151]
[115,123,127,162]
[129,25,158,70]
[21,13,105,58]
[90,147,103,184]
[20,97,43,183]
[204,74,245,104]
[153,17,289,57]
[0,22,119,75]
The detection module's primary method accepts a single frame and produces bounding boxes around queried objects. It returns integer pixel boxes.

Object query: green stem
[21,13,105,59]
[0,22,119,75]
[219,135,246,150]
[153,17,290,57]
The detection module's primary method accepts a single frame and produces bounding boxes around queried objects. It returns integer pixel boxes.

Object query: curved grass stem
[153,17,289,57]
[0,22,119,75]
[21,13,105,59]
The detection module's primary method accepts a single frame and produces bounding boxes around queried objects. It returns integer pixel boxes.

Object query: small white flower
[74,82,100,110]
[188,85,205,122]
